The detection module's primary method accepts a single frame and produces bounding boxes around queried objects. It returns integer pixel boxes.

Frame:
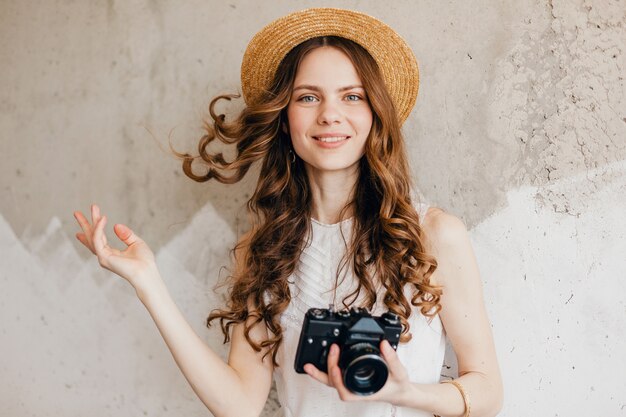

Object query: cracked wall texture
[0,0,624,416]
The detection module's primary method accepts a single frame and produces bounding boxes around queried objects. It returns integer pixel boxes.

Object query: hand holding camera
[295,306,405,396]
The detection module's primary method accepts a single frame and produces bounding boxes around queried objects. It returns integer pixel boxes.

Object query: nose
[317,99,343,125]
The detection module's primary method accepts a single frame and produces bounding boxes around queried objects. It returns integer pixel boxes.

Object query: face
[286,46,373,176]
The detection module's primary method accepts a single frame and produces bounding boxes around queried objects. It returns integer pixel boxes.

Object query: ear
[281,121,289,135]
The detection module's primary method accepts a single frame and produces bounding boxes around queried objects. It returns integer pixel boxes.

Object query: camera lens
[353,364,376,382]
[340,342,389,395]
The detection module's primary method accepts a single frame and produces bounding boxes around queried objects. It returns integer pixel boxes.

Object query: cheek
[286,109,307,153]
[286,107,306,135]
[348,103,373,123]
[354,110,373,135]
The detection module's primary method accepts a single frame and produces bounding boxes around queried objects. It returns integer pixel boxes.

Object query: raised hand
[73,204,159,292]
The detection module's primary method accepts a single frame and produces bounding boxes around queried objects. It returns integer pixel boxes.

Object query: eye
[298,95,318,103]
[345,94,362,102]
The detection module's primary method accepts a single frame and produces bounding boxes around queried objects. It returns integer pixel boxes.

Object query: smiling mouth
[313,136,350,143]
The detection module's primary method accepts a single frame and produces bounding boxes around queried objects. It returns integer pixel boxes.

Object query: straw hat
[240,8,419,124]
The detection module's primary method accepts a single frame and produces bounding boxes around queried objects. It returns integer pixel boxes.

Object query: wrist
[134,268,168,304]
[399,380,470,417]
[393,382,434,410]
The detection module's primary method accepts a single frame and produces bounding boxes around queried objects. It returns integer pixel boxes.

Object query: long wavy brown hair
[174,36,441,367]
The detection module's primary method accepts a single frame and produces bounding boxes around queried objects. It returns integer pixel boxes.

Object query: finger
[326,343,339,386]
[91,204,101,225]
[74,210,96,249]
[75,232,96,255]
[328,344,340,366]
[113,223,142,247]
[92,215,109,254]
[329,365,354,401]
[380,340,404,374]
[326,344,341,389]
[73,211,92,233]
[326,344,367,402]
[303,363,330,385]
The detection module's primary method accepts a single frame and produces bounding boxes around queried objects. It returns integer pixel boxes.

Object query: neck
[305,165,359,225]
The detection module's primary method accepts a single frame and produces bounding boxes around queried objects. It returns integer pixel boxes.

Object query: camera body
[294,306,402,395]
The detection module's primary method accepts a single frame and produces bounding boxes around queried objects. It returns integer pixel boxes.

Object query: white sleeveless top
[272,203,446,417]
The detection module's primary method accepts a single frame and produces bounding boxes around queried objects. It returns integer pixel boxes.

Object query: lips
[313,136,350,143]
[312,132,352,143]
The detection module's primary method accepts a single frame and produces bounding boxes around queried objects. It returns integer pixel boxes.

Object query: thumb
[381,340,403,373]
[113,223,142,247]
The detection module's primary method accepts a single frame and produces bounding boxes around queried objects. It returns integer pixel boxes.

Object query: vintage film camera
[294,305,402,395]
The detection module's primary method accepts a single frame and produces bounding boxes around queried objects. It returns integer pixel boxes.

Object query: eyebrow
[292,84,365,93]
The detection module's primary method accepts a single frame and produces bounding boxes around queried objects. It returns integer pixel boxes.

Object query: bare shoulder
[420,206,474,287]
[421,206,470,250]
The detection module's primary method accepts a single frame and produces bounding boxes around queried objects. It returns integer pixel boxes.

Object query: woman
[73,8,502,417]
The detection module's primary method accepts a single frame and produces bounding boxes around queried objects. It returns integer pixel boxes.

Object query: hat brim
[241,8,419,124]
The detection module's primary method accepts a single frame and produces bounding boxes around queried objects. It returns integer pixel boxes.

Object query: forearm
[135,274,254,417]
[395,371,503,417]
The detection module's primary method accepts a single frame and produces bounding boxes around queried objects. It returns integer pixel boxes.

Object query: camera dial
[309,308,327,320]
[337,308,350,318]
[381,311,400,325]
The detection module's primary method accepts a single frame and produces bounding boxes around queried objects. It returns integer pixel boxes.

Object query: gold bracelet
[433,379,471,417]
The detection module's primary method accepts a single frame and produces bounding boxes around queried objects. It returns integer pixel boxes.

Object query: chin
[304,159,361,174]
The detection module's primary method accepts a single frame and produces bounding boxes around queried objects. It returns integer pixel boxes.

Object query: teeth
[315,136,348,143]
